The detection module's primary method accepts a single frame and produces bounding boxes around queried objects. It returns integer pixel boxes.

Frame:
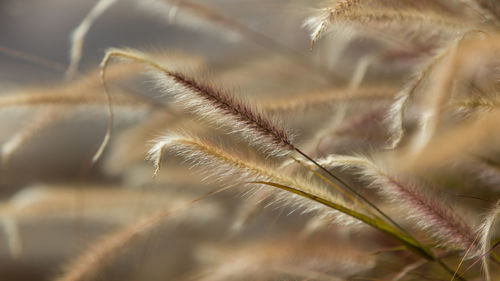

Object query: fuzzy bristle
[317,154,478,253]
[100,48,295,157]
[148,133,362,226]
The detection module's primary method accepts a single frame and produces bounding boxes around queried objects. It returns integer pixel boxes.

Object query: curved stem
[294,148,412,238]
[293,148,468,281]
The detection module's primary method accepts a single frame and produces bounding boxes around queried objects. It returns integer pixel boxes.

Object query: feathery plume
[153,73,295,155]
[101,48,295,157]
[316,154,478,252]
[303,0,361,50]
[153,135,436,262]
[304,2,470,50]
[148,133,360,225]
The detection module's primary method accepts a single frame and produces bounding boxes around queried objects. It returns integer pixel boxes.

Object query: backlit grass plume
[3,0,500,280]
[101,48,295,157]
[316,154,478,253]
[148,133,358,226]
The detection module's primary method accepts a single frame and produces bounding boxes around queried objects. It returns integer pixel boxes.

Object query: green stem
[254,181,468,281]
[490,237,500,264]
[294,148,414,239]
[254,180,434,260]
[293,150,470,280]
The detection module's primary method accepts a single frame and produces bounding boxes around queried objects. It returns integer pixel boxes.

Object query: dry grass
[2,0,500,280]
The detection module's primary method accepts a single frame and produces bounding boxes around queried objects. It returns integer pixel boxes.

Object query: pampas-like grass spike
[101,48,295,157]
[304,0,361,50]
[304,1,470,50]
[316,154,478,253]
[154,72,295,155]
[148,133,360,226]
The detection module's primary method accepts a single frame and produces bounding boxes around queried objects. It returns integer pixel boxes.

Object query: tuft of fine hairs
[101,48,295,157]
[316,154,478,254]
[148,133,362,226]
[153,72,295,155]
[5,0,500,280]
